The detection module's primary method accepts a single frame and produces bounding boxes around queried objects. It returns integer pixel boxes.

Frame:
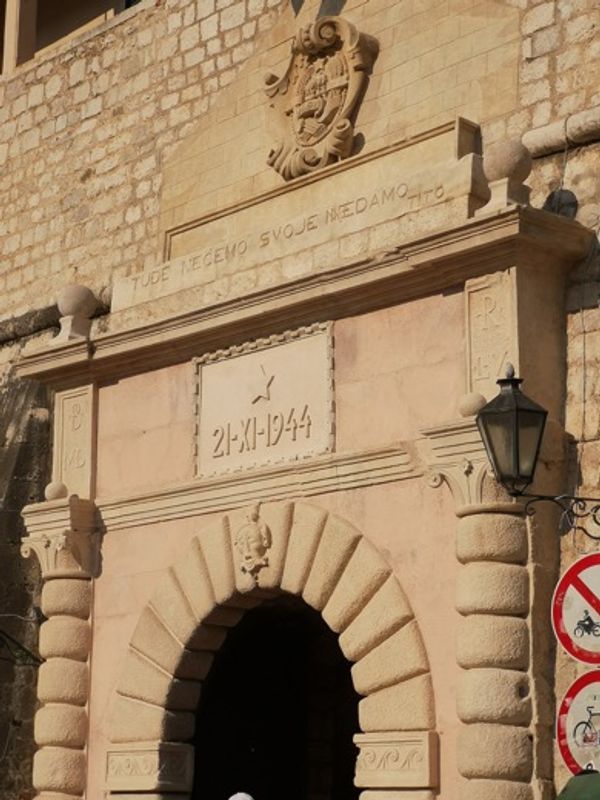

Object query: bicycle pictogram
[573,706,600,748]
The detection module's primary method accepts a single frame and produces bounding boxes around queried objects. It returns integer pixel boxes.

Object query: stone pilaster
[423,410,534,800]
[21,493,98,800]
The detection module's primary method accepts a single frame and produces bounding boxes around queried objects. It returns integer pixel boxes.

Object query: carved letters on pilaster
[52,384,97,499]
[465,272,515,401]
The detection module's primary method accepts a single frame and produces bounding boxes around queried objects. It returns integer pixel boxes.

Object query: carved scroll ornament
[264,16,378,181]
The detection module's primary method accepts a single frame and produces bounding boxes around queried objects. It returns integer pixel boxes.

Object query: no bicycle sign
[557,671,600,774]
[553,553,600,665]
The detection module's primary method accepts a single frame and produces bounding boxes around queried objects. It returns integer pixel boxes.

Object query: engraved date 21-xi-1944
[212,405,313,459]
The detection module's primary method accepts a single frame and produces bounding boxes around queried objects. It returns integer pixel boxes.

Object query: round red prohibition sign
[552,553,600,665]
[557,671,600,774]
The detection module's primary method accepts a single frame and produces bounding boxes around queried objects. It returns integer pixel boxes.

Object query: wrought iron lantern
[476,364,547,496]
[476,365,600,540]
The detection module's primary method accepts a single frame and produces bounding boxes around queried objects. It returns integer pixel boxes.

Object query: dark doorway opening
[193,594,360,800]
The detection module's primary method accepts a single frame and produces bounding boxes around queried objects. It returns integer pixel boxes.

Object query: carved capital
[354,731,439,789]
[264,16,378,180]
[21,495,99,580]
[105,742,194,793]
[421,418,489,510]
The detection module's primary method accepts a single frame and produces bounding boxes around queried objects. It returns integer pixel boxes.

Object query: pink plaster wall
[95,361,194,498]
[88,290,466,799]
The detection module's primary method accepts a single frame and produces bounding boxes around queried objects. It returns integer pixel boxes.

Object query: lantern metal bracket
[518,493,600,540]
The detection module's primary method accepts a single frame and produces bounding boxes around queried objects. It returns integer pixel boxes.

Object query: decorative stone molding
[97,443,419,531]
[15,208,594,387]
[21,494,99,579]
[421,417,490,511]
[354,731,438,789]
[106,742,194,793]
[264,17,378,180]
[106,501,436,797]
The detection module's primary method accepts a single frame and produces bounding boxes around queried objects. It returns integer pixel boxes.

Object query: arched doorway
[106,501,437,799]
[194,593,360,800]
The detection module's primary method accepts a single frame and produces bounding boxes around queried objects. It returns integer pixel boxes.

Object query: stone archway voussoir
[302,512,362,611]
[338,574,415,662]
[117,648,202,712]
[129,607,211,680]
[110,694,195,744]
[280,501,328,595]
[171,536,216,622]
[197,517,235,605]
[322,536,392,633]
[358,673,435,731]
[351,619,430,696]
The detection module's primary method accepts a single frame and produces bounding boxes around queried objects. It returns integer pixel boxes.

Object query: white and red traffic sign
[557,671,600,774]
[553,553,600,665]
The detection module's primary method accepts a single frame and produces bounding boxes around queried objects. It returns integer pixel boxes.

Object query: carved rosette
[264,16,378,181]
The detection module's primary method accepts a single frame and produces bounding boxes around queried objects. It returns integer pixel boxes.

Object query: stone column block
[456,563,529,615]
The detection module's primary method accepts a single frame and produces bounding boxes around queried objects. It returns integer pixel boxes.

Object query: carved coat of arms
[264,17,378,181]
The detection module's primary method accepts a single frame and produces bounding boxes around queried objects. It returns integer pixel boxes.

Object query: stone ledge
[96,443,419,531]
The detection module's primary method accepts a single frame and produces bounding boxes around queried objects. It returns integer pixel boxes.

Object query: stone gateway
[0,1,599,800]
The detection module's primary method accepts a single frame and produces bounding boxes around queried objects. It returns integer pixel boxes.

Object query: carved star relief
[251,365,275,404]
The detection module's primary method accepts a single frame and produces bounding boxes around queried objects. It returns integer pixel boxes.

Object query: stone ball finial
[459,392,487,417]
[483,139,532,184]
[56,284,98,319]
[44,481,68,501]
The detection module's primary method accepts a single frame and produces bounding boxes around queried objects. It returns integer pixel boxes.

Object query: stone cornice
[15,207,593,388]
[97,443,419,531]
[21,495,99,579]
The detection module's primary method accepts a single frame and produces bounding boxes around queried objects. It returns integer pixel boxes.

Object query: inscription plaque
[194,324,334,477]
[112,119,483,311]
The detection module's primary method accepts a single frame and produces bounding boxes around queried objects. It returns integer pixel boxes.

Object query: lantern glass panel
[479,410,516,481]
[517,409,546,480]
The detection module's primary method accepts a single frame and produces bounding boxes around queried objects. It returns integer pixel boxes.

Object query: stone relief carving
[234,504,272,581]
[264,16,378,180]
[354,731,438,789]
[105,743,194,792]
